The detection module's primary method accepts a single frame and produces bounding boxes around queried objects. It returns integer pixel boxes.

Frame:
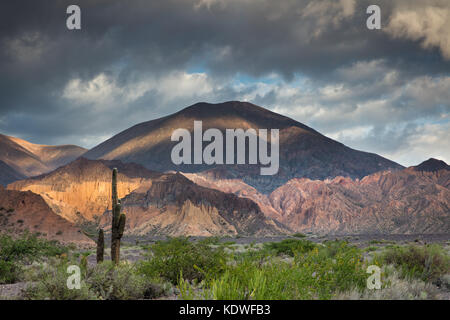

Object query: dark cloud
[0,0,448,165]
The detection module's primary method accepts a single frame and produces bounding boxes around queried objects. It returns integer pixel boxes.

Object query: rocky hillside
[0,160,26,186]
[99,172,287,237]
[84,101,403,193]
[0,186,93,245]
[9,158,287,236]
[0,133,86,181]
[7,158,160,223]
[185,159,450,235]
[413,158,450,173]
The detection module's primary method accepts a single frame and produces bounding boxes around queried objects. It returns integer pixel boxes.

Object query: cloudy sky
[0,0,449,166]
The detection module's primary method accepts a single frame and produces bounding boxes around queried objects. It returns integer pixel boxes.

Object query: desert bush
[137,237,227,285]
[22,259,95,300]
[0,233,67,262]
[336,266,441,300]
[179,242,368,300]
[23,258,167,300]
[0,260,20,284]
[263,239,317,257]
[378,244,449,282]
[292,233,307,238]
[0,233,67,284]
[86,261,166,300]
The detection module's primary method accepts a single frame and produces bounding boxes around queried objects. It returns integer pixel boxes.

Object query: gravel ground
[0,282,35,300]
[121,233,450,246]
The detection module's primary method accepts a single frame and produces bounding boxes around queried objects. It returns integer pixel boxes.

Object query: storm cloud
[0,0,449,166]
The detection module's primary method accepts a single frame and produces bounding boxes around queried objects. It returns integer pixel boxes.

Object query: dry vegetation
[0,234,449,300]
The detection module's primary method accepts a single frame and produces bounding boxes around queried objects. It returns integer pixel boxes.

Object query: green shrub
[0,260,20,284]
[179,242,368,300]
[292,233,307,238]
[137,237,227,285]
[22,259,95,300]
[0,233,67,284]
[23,258,167,300]
[264,239,317,257]
[378,244,449,282]
[86,261,166,300]
[0,233,67,263]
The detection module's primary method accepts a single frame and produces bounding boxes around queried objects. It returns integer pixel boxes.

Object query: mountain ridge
[0,185,94,245]
[0,133,87,181]
[186,159,450,235]
[84,101,403,193]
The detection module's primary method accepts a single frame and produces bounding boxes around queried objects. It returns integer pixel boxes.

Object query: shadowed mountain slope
[413,158,450,173]
[0,160,26,186]
[84,101,403,193]
[0,133,86,180]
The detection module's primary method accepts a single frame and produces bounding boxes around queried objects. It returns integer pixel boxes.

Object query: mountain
[8,158,286,236]
[413,158,450,173]
[84,101,403,193]
[0,160,26,186]
[0,133,86,181]
[99,172,287,237]
[185,160,450,235]
[0,185,93,245]
[8,157,160,223]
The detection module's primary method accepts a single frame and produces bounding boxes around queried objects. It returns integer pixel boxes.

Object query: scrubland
[0,233,449,300]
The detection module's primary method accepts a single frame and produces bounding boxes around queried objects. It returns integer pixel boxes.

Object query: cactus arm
[96,228,104,264]
[118,213,126,238]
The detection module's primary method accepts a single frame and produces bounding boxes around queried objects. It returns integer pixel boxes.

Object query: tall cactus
[110,168,126,265]
[96,229,104,264]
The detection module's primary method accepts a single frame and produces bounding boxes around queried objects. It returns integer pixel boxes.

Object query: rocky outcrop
[184,161,450,235]
[99,173,288,237]
[7,158,160,223]
[0,186,93,245]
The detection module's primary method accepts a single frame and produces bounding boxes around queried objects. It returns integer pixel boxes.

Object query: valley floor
[1,233,449,300]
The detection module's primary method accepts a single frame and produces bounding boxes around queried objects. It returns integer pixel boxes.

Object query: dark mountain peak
[413,158,450,172]
[84,101,403,192]
[172,101,315,132]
